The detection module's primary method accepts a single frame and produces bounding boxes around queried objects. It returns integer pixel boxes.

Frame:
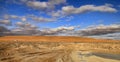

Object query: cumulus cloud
[26,0,66,11]
[10,15,19,19]
[16,22,37,29]
[3,15,10,19]
[2,14,57,22]
[3,14,27,22]
[0,20,11,25]
[49,0,66,5]
[62,4,117,15]
[49,11,62,17]
[0,26,11,36]
[1,22,120,40]
[12,21,39,35]
[11,28,40,35]
[21,17,27,22]
[47,4,117,17]
[87,33,120,40]
[49,26,75,32]
[16,22,24,27]
[40,26,75,35]
[76,24,120,36]
[3,15,19,19]
[27,1,49,10]
[11,24,76,36]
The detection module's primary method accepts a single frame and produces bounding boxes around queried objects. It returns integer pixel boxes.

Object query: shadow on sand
[93,53,120,60]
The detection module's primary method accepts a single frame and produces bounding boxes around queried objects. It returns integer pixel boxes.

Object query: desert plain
[0,36,120,62]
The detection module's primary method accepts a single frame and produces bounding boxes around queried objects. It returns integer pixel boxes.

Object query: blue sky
[0,0,120,28]
[0,0,120,39]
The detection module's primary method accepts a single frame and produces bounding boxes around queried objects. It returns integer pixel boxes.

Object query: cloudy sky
[0,0,120,39]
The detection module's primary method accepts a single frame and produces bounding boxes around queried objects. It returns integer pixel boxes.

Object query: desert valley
[0,36,120,62]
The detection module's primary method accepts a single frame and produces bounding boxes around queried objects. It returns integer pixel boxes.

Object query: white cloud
[13,21,39,35]
[21,17,27,22]
[16,22,37,29]
[3,14,10,19]
[47,4,117,17]
[87,32,120,40]
[12,28,39,35]
[49,11,62,17]
[62,4,117,15]
[3,14,20,19]
[2,14,57,22]
[20,0,28,2]
[51,26,75,31]
[16,22,24,27]
[0,20,11,25]
[27,1,48,9]
[49,0,66,5]
[75,24,120,36]
[10,15,19,19]
[11,23,76,36]
[26,0,66,11]
[40,26,75,35]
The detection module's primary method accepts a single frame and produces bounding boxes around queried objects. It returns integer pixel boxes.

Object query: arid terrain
[0,36,120,62]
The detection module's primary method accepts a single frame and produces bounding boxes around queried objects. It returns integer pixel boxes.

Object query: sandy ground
[0,41,120,62]
[0,36,120,62]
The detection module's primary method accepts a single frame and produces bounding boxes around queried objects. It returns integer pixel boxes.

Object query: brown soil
[0,36,119,42]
